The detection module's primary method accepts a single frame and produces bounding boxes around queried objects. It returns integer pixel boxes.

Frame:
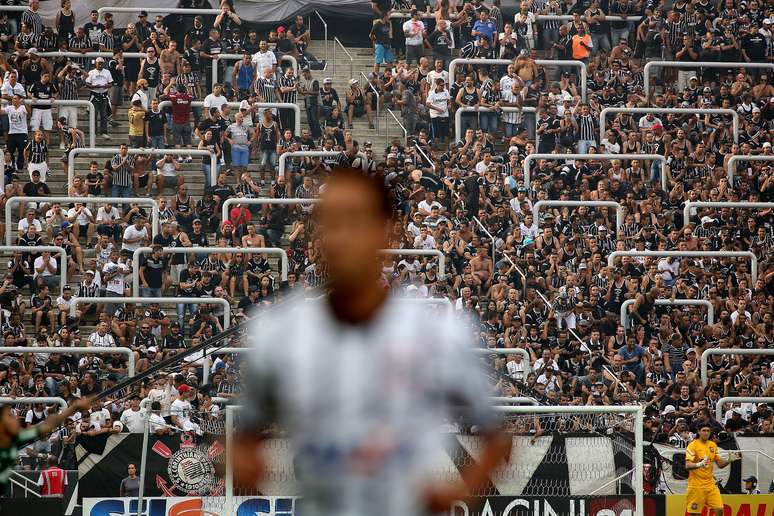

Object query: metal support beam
[620,299,715,328]
[380,248,446,279]
[213,54,298,86]
[643,61,774,97]
[23,99,96,147]
[277,150,342,181]
[682,201,774,228]
[222,197,321,224]
[71,296,231,330]
[716,397,774,422]
[157,100,300,136]
[471,348,532,375]
[524,153,668,191]
[608,250,757,284]
[455,107,539,149]
[0,397,68,410]
[533,200,623,232]
[449,58,588,101]
[131,246,288,296]
[701,349,774,387]
[726,155,774,185]
[0,346,135,376]
[5,196,160,245]
[0,246,67,295]
[599,107,739,144]
[68,147,217,187]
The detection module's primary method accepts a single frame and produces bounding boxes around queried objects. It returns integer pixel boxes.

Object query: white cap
[661,405,676,415]
[700,216,716,225]
[239,100,250,110]
[764,142,772,148]
[323,77,333,84]
[349,78,358,85]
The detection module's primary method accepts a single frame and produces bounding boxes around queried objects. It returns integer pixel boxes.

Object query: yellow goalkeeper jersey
[686,438,719,488]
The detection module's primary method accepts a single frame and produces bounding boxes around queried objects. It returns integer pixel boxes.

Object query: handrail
[0,346,135,376]
[413,144,436,174]
[213,53,298,86]
[524,153,668,191]
[333,36,353,78]
[36,51,147,59]
[489,396,539,405]
[68,147,217,186]
[455,106,539,149]
[140,396,228,410]
[643,61,774,97]
[0,246,67,295]
[472,216,498,261]
[157,100,300,136]
[387,11,640,22]
[386,108,408,146]
[620,299,715,328]
[726,155,774,185]
[607,250,757,283]
[716,397,774,422]
[449,58,588,101]
[599,107,740,144]
[131,246,288,296]
[701,349,774,387]
[533,200,623,232]
[313,10,329,64]
[380,248,446,279]
[5,196,160,245]
[221,197,321,227]
[8,471,41,499]
[72,296,231,329]
[361,71,380,134]
[0,397,68,410]
[97,7,221,15]
[24,99,96,147]
[472,347,532,375]
[277,150,342,181]
[682,201,774,228]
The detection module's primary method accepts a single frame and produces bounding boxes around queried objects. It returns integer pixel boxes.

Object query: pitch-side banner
[83,496,665,516]
[665,494,774,516]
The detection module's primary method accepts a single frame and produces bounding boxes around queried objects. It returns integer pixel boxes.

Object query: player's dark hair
[328,166,395,220]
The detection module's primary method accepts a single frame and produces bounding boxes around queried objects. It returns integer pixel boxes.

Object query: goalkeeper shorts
[685,484,723,512]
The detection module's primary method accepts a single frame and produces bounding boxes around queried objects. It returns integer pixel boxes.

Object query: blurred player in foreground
[684,424,740,516]
[232,167,510,515]
[0,397,93,495]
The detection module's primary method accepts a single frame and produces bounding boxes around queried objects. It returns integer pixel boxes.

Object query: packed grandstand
[0,0,772,512]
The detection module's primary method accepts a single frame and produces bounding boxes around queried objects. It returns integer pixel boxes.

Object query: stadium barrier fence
[0,346,135,376]
[4,196,161,245]
[607,250,757,284]
[70,296,232,330]
[598,107,740,144]
[701,349,774,387]
[682,201,774,228]
[524,153,668,191]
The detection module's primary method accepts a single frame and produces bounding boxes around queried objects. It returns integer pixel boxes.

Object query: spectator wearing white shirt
[203,83,229,113]
[66,202,96,244]
[413,226,436,249]
[33,250,58,291]
[88,321,116,348]
[170,384,200,434]
[130,79,149,111]
[120,396,146,433]
[251,41,277,75]
[121,217,149,252]
[85,57,114,137]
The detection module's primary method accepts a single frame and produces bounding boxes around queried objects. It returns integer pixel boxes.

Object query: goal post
[218,404,645,516]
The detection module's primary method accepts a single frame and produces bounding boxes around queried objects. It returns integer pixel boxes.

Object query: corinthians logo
[152,433,225,496]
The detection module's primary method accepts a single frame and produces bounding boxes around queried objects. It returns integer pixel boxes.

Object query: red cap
[177,384,192,394]
[277,26,285,33]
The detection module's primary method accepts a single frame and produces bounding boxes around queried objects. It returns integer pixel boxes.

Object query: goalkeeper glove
[728,451,742,462]
[695,458,708,469]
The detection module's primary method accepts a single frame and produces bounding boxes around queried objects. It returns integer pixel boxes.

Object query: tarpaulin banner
[665,494,774,516]
[454,495,665,516]
[76,433,226,501]
[82,496,298,516]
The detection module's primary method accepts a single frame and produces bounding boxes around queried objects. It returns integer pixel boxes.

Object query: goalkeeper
[684,425,740,516]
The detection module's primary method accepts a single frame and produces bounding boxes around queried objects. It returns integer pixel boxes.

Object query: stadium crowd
[0,0,771,470]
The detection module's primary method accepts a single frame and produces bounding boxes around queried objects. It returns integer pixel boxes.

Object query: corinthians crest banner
[76,433,226,500]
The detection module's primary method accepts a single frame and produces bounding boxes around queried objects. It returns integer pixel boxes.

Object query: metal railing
[157,100,301,136]
[727,155,774,185]
[313,10,329,64]
[386,108,408,146]
[413,144,437,174]
[472,347,532,375]
[71,296,232,329]
[0,347,135,376]
[620,299,715,328]
[213,53,298,86]
[5,196,160,245]
[277,150,342,180]
[24,99,96,147]
[361,71,380,133]
[0,246,67,295]
[449,58,588,101]
[140,397,228,410]
[701,349,774,387]
[599,107,740,144]
[0,397,68,410]
[68,147,217,186]
[454,107,539,149]
[36,51,147,59]
[524,153,668,191]
[643,62,774,97]
[489,396,539,405]
[472,216,498,260]
[130,246,288,296]
[533,200,623,232]
[716,397,774,422]
[682,201,774,228]
[607,250,758,284]
[380,248,446,279]
[221,197,320,226]
[97,7,221,15]
[333,36,353,78]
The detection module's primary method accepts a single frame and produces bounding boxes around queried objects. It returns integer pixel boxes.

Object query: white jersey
[242,294,495,516]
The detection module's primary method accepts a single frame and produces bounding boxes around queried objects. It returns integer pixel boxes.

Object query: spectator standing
[119,463,140,497]
[37,456,66,497]
[85,57,113,139]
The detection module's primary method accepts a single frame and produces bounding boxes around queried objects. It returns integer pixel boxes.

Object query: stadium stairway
[2,41,385,338]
